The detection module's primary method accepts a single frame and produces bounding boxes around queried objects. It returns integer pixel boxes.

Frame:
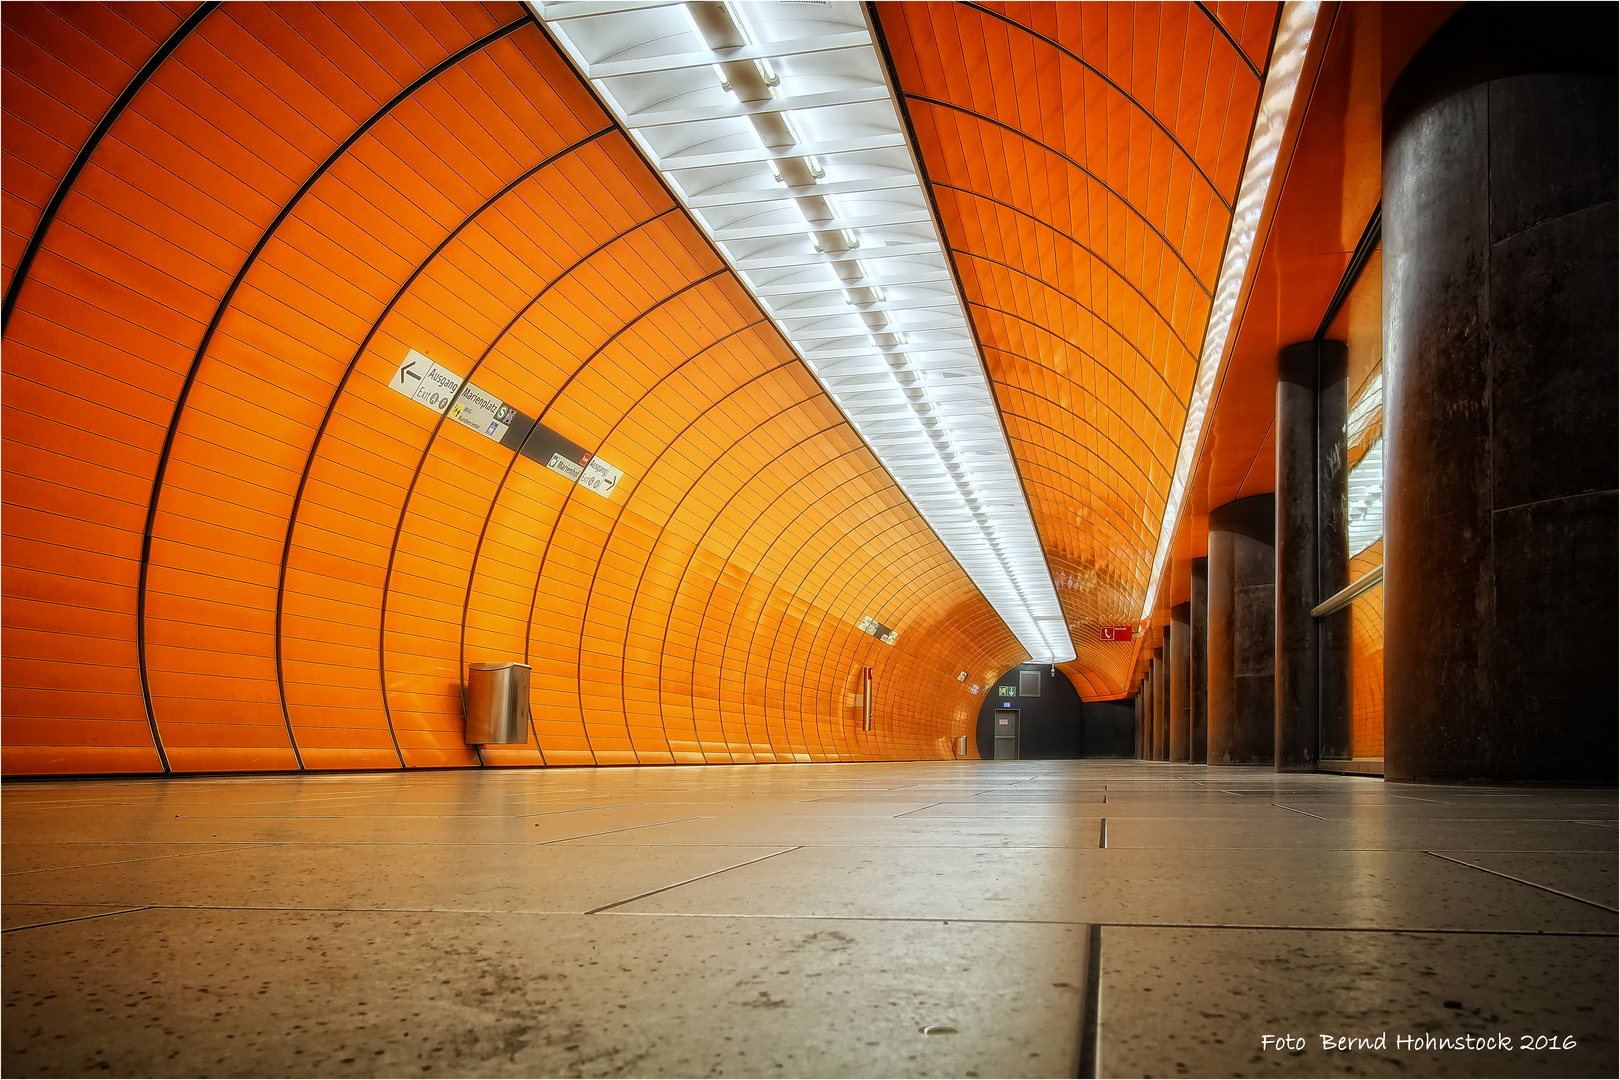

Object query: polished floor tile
[615,844,1615,932]
[1105,816,1620,852]
[2,843,262,876]
[2,907,1086,1079]
[1098,926,1617,1078]
[3,841,793,914]
[4,761,1615,1078]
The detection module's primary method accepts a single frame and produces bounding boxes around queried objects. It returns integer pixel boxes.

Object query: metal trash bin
[954,735,969,758]
[465,662,531,745]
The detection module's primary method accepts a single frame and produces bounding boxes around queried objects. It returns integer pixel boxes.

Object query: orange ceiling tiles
[876,1,1279,699]
[1,1,1024,776]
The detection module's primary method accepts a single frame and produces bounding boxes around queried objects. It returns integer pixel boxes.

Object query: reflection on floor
[3,761,1615,1078]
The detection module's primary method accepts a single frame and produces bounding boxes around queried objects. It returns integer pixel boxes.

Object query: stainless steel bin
[465,662,531,745]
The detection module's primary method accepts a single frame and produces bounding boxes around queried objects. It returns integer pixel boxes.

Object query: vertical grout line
[1078,923,1104,1078]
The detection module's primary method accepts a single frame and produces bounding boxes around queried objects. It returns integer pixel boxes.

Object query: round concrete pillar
[1207,495,1276,765]
[1384,3,1617,783]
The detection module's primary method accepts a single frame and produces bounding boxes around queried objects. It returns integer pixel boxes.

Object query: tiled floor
[3,761,1615,1078]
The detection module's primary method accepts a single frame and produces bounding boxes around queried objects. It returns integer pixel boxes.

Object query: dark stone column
[1207,496,1276,764]
[1139,661,1150,759]
[1142,654,1154,760]
[1189,558,1209,763]
[1154,645,1169,760]
[1206,530,1235,762]
[1140,663,1152,760]
[1276,341,1348,771]
[1134,690,1144,759]
[1275,342,1317,769]
[1140,650,1153,761]
[1317,344,1353,762]
[1168,604,1190,761]
[1384,3,1617,783]
[1153,660,1166,761]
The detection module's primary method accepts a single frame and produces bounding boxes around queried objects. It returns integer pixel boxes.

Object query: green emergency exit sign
[997,684,1018,697]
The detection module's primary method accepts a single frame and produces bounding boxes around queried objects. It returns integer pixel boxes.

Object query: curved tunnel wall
[1,2,1027,775]
[877,1,1277,698]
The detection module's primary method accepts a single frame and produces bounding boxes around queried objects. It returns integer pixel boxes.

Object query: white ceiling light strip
[533,0,1074,662]
[1138,0,1323,621]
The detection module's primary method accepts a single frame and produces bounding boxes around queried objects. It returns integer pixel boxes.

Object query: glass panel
[1348,582,1385,758]
[1344,246,1385,564]
[1320,244,1384,761]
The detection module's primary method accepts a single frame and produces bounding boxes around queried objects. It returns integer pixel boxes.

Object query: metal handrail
[1311,563,1384,618]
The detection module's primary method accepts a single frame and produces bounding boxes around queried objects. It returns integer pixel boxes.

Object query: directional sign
[856,614,899,645]
[1100,625,1135,641]
[448,380,512,441]
[390,349,626,500]
[579,456,623,497]
[390,349,463,413]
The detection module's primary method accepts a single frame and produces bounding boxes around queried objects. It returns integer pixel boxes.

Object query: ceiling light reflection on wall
[1138,0,1323,622]
[535,0,1075,662]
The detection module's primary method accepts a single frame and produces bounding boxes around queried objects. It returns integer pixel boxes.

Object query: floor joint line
[1423,850,1619,913]
[534,817,700,846]
[2,907,152,933]
[1078,923,1103,1078]
[584,846,802,914]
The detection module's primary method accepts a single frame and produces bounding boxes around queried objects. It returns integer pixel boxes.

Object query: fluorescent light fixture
[1346,373,1384,557]
[534,0,1074,662]
[1138,0,1323,621]
[1346,434,1383,557]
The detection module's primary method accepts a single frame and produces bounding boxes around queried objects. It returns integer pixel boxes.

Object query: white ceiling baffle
[533,1,1075,662]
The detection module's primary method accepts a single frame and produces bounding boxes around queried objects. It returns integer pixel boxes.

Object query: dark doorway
[993,709,1019,759]
[974,665,1136,758]
[976,664,1080,758]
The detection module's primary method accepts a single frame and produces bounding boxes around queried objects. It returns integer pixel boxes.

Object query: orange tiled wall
[2,3,1024,776]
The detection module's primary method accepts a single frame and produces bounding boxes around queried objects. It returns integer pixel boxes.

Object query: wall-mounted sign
[996,684,1018,697]
[856,615,898,645]
[448,380,513,441]
[579,457,623,497]
[1100,625,1134,641]
[956,671,967,682]
[392,350,491,424]
[391,350,623,500]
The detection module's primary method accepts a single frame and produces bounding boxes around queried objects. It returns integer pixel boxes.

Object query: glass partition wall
[1319,241,1384,767]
